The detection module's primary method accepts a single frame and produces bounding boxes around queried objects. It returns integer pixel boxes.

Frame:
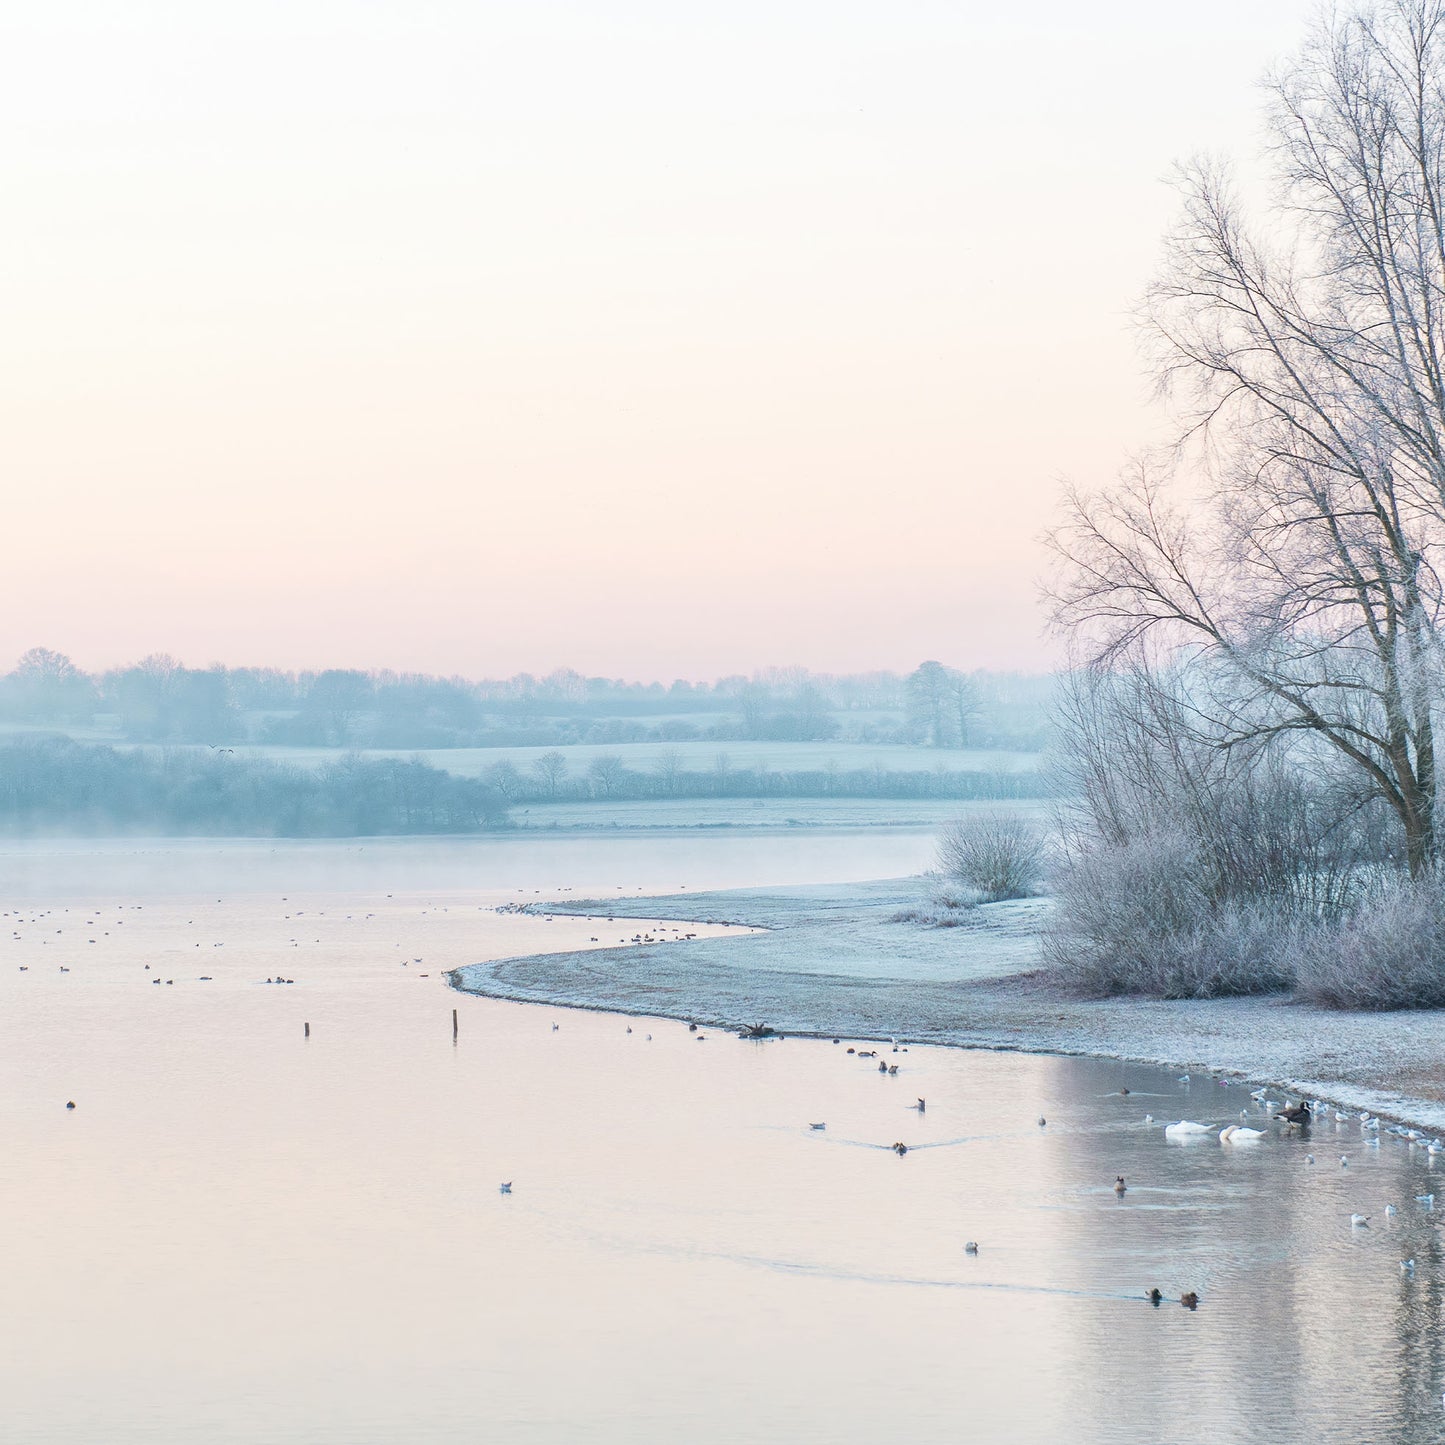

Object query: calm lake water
[3,833,1445,1443]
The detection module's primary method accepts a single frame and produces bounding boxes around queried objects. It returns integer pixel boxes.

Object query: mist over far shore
[0,649,1050,838]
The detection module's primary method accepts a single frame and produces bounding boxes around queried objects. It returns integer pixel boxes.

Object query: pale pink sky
[2,2,1313,680]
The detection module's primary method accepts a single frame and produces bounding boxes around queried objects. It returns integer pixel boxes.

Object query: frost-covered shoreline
[449,875,1445,1133]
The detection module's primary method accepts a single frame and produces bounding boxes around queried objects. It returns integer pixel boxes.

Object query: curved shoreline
[449,876,1445,1132]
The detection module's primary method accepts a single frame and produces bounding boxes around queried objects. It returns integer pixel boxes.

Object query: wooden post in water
[304,1021,310,1039]
[452,1007,458,1039]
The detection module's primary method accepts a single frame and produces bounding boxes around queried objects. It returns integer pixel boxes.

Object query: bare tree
[484,760,525,801]
[11,647,92,720]
[586,753,627,797]
[712,751,732,796]
[531,749,568,797]
[652,747,684,795]
[1051,0,1445,875]
[907,661,951,747]
[943,670,981,748]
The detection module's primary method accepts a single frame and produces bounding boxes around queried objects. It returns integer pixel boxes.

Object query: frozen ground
[453,876,1445,1134]
[510,797,1049,830]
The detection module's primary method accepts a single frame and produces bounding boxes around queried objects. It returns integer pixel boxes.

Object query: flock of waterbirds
[17,889,1445,1326]
[480,1027,1445,1319]
[486,1018,1224,1307]
[1155,1083,1445,1286]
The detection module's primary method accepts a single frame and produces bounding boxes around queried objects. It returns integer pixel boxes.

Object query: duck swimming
[1146,1288,1163,1305]
[1114,1175,1127,1195]
[1180,1292,1199,1310]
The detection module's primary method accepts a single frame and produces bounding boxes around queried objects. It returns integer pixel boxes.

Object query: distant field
[106,738,1041,778]
[507,796,1052,830]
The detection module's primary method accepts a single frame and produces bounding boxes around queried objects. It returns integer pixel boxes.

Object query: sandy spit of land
[448,877,1445,1131]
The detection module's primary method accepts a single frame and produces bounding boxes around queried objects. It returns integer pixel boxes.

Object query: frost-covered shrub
[889,888,979,928]
[936,812,1045,902]
[1290,882,1445,1010]
[1043,833,1295,998]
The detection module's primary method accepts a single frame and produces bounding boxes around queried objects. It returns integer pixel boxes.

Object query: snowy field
[509,797,1052,830]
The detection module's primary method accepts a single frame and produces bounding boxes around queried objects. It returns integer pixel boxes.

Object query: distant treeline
[0,649,1053,752]
[486,752,1048,806]
[0,735,1046,837]
[0,737,509,836]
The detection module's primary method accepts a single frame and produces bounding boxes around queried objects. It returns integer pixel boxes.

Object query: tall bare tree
[1051,0,1445,874]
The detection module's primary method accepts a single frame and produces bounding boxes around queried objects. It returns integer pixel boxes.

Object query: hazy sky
[3,1,1314,680]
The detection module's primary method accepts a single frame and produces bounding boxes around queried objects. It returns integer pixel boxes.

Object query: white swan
[1165,1120,1211,1137]
[1220,1125,1266,1142]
